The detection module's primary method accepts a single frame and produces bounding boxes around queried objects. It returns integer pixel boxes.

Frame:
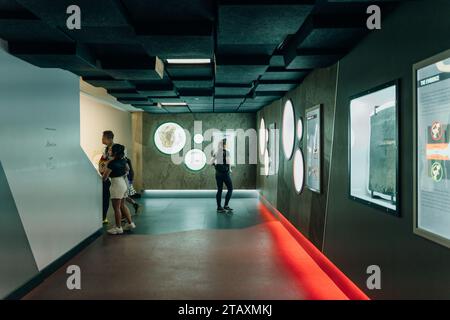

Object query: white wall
[80,92,133,170]
[0,43,101,271]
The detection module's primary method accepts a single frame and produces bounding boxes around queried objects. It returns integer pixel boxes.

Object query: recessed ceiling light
[160,102,188,106]
[166,59,211,64]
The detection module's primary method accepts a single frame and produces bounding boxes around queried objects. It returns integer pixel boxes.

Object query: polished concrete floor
[24,194,349,300]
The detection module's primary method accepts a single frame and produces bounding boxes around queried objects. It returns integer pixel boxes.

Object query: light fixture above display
[282,99,295,160]
[184,149,207,171]
[154,122,187,155]
[160,102,188,106]
[166,59,211,64]
[293,149,305,194]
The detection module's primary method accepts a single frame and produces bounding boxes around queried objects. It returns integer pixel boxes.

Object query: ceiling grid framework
[0,0,402,113]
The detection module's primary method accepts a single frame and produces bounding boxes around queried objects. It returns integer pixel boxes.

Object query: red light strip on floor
[259,195,369,300]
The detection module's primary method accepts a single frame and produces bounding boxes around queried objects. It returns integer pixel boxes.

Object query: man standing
[99,130,115,224]
[211,139,234,213]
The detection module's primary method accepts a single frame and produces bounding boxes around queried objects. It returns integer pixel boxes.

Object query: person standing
[211,139,234,213]
[98,130,115,224]
[102,144,136,235]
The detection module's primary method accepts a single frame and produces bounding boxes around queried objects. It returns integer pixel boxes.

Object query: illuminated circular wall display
[282,99,295,160]
[259,118,266,156]
[194,133,204,144]
[184,149,207,171]
[293,149,305,194]
[297,118,303,141]
[154,122,187,155]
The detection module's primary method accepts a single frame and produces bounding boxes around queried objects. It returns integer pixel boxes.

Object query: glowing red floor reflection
[258,201,369,300]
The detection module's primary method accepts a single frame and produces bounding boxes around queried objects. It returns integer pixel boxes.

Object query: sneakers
[103,218,109,224]
[107,226,123,235]
[217,207,226,213]
[123,222,136,231]
[224,206,233,212]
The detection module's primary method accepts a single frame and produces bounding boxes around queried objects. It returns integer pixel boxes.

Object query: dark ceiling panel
[121,0,215,23]
[99,54,164,81]
[260,67,309,81]
[216,55,270,84]
[140,35,213,59]
[299,27,366,49]
[8,42,96,70]
[0,0,403,114]
[255,80,299,92]
[135,84,177,97]
[172,77,213,89]
[218,3,313,53]
[117,97,152,105]
[215,84,252,96]
[164,106,191,113]
[286,49,346,69]
[83,77,135,90]
[166,63,213,78]
[108,89,144,98]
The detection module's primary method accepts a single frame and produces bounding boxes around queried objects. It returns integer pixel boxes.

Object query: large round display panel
[282,100,295,160]
[184,149,207,171]
[154,122,187,155]
[259,118,266,156]
[297,118,303,141]
[293,149,305,194]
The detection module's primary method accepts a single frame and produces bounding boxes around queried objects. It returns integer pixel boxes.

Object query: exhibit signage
[414,50,450,248]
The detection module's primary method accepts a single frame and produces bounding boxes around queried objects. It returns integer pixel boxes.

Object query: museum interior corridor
[0,0,449,301]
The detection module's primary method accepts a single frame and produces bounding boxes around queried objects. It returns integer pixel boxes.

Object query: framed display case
[349,81,399,215]
[306,105,322,193]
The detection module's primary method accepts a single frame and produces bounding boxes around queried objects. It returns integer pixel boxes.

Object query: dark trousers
[102,179,111,220]
[215,172,233,208]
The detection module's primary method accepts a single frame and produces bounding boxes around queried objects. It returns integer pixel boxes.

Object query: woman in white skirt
[102,144,136,235]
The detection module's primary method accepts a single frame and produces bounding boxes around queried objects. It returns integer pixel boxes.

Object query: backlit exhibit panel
[297,118,303,141]
[350,84,397,212]
[293,149,305,194]
[282,100,295,160]
[306,105,321,193]
[259,117,266,156]
[154,122,187,155]
[416,52,450,247]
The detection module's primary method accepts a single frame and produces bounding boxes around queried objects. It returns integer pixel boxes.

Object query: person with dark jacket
[211,139,234,213]
[102,144,136,235]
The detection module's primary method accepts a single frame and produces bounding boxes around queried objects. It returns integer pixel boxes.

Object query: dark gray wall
[257,65,338,249]
[139,112,257,189]
[324,0,450,299]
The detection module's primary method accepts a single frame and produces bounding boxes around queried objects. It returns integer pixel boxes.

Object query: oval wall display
[184,149,207,171]
[154,122,187,155]
[293,149,305,194]
[282,99,295,160]
[259,117,266,156]
[297,117,303,141]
